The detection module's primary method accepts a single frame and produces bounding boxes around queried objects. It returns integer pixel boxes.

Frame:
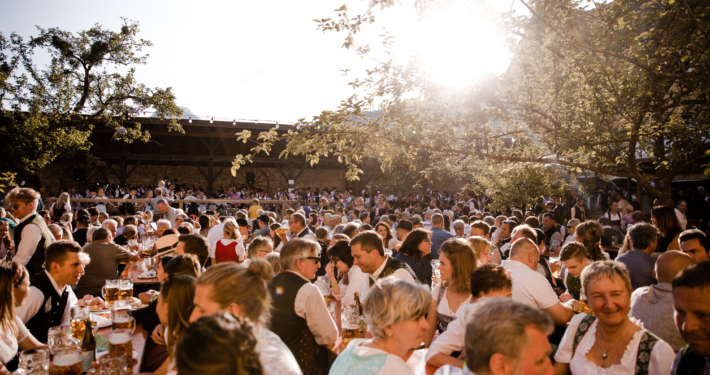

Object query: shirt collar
[19,212,37,224]
[370,255,389,281]
[501,259,529,269]
[285,270,311,282]
[44,270,69,295]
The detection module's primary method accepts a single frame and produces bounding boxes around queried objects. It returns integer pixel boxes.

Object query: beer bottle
[81,319,96,373]
[353,292,366,334]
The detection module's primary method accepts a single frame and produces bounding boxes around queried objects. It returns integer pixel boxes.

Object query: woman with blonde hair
[424,238,477,346]
[50,192,71,222]
[330,278,431,375]
[154,275,196,375]
[554,261,675,374]
[0,261,44,373]
[575,221,608,261]
[189,260,300,374]
[468,236,492,266]
[212,218,245,264]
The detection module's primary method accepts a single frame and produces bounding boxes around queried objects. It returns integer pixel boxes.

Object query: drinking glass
[430,260,440,270]
[47,326,73,350]
[70,306,90,339]
[52,347,82,375]
[108,329,134,374]
[113,299,131,311]
[550,239,561,256]
[18,348,49,374]
[340,305,362,348]
[102,280,120,305]
[111,310,136,333]
[118,280,133,301]
[98,353,128,375]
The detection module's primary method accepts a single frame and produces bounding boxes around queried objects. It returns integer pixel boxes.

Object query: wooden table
[95,318,147,374]
[121,258,159,285]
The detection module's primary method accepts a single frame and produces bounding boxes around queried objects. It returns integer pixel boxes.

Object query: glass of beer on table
[70,305,90,339]
[48,326,74,350]
[19,347,49,373]
[98,353,129,375]
[108,329,134,374]
[102,280,120,305]
[52,347,83,375]
[118,279,133,300]
[341,305,362,349]
[113,299,132,312]
[111,310,136,333]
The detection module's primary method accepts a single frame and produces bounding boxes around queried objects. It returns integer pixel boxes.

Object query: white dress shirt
[501,260,559,310]
[15,271,78,326]
[291,271,338,346]
[333,265,368,307]
[675,208,687,231]
[13,213,46,267]
[425,304,472,363]
[360,257,416,298]
[206,223,225,255]
[255,326,303,375]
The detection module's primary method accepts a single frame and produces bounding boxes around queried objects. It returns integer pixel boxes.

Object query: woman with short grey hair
[554,261,674,375]
[330,277,431,375]
[451,220,465,238]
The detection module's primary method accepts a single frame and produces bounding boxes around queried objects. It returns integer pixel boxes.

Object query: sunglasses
[304,256,321,263]
[11,204,19,210]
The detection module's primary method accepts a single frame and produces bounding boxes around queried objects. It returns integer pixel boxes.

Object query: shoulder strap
[634,331,659,375]
[436,285,446,304]
[572,315,597,356]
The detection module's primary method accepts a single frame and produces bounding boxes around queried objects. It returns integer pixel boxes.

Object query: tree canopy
[0,19,182,181]
[233,0,710,206]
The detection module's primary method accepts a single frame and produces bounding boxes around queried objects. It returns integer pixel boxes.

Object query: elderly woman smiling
[329,277,431,375]
[554,261,675,375]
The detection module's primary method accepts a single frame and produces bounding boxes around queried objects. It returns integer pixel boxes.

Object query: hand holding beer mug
[70,306,90,339]
[102,280,120,305]
[111,310,136,333]
[52,347,83,375]
[118,280,133,300]
[108,329,134,374]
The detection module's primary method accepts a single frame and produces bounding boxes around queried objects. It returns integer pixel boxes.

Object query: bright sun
[392,2,512,90]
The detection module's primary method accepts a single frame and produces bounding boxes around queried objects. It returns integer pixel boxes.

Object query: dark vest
[25,272,69,343]
[14,213,54,277]
[268,272,319,375]
[675,344,708,375]
[296,228,316,239]
[377,255,417,282]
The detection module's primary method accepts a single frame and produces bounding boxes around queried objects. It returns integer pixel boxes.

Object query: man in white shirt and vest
[15,240,86,343]
[267,238,337,375]
[6,187,55,276]
[350,230,416,298]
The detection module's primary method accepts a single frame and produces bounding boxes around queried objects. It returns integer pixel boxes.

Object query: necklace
[599,324,633,361]
[447,289,468,305]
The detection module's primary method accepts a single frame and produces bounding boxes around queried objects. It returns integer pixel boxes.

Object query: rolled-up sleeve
[14,223,42,266]
[294,283,338,346]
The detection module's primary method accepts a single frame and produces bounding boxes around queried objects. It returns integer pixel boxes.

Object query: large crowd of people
[0,180,709,375]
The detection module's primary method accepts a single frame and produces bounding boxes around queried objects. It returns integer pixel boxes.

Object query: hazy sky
[1,0,517,124]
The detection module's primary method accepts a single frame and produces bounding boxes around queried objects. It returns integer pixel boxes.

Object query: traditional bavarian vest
[565,273,582,301]
[25,271,69,343]
[268,272,319,375]
[369,255,417,286]
[13,213,54,277]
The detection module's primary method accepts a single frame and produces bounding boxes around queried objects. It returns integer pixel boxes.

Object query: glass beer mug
[108,329,134,374]
[111,310,136,333]
[118,280,133,301]
[70,306,90,339]
[52,347,83,375]
[102,280,120,305]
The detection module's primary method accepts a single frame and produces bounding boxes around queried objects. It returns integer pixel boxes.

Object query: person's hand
[559,292,572,303]
[151,324,166,345]
[325,262,335,278]
[549,260,560,273]
[77,295,94,307]
[138,292,155,305]
[129,252,140,262]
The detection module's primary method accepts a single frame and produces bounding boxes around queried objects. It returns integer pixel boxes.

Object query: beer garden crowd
[0,178,709,375]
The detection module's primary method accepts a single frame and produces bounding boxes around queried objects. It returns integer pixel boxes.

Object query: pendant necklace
[599,325,632,361]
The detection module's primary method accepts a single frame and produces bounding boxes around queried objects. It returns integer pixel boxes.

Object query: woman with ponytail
[190,259,300,374]
[574,221,609,261]
[0,261,43,373]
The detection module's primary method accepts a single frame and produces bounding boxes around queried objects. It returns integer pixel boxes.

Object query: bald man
[629,251,694,352]
[502,238,578,326]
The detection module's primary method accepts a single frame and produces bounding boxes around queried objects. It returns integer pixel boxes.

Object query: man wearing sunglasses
[268,238,338,374]
[5,187,55,276]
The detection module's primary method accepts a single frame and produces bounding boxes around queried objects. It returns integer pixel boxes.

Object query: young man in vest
[267,238,337,375]
[671,261,710,375]
[6,187,55,276]
[350,230,416,297]
[558,242,591,302]
[15,240,86,343]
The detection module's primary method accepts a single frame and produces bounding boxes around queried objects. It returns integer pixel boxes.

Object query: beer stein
[98,353,128,375]
[52,347,83,375]
[108,329,134,374]
[118,280,133,301]
[111,310,136,333]
[18,348,49,374]
[112,299,131,312]
[102,280,120,304]
[341,305,362,349]
[47,326,73,350]
[70,306,90,339]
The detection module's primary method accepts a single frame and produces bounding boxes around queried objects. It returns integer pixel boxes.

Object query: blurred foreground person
[671,261,710,375]
[177,313,264,375]
[330,277,431,375]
